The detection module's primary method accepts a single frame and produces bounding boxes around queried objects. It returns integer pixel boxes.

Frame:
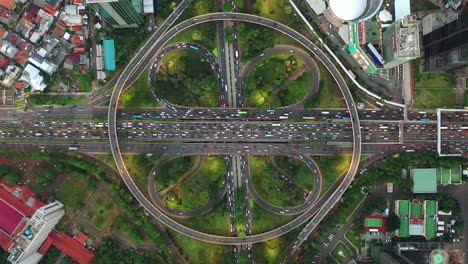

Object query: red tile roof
[72,0,83,4]
[14,51,29,65]
[7,33,16,43]
[53,26,65,36]
[66,54,80,65]
[74,46,85,54]
[0,0,15,10]
[38,236,54,255]
[56,20,66,28]
[70,25,82,31]
[0,56,8,69]
[0,28,6,38]
[74,232,87,245]
[71,35,82,45]
[15,81,24,90]
[0,185,35,217]
[43,4,58,16]
[51,231,94,264]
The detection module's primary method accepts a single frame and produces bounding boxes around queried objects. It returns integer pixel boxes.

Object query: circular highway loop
[244,154,322,215]
[148,42,225,107]
[108,13,362,245]
[241,45,320,110]
[147,154,228,218]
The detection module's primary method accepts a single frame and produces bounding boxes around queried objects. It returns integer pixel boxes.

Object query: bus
[272,124,281,127]
[419,118,429,122]
[279,115,289,120]
[238,110,247,115]
[266,109,275,113]
[189,45,199,50]
[405,149,415,153]
[321,111,330,114]
[265,134,275,137]
[342,116,350,120]
[303,116,316,120]
[69,146,79,151]
[133,114,142,119]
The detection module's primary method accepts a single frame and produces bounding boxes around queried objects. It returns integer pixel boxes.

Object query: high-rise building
[7,201,65,264]
[422,15,468,72]
[382,15,421,69]
[87,0,142,29]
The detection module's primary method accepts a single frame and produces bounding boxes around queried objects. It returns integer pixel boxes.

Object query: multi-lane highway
[0,0,464,253]
[107,11,363,245]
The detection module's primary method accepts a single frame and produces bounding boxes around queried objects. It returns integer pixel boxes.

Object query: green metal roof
[425,216,436,239]
[399,200,409,215]
[398,217,409,237]
[411,203,423,218]
[425,201,437,216]
[412,168,437,193]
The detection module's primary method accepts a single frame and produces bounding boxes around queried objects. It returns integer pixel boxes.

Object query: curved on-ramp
[147,155,228,219]
[108,12,361,245]
[245,155,322,216]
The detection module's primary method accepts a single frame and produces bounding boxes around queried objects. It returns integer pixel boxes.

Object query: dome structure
[328,0,384,22]
[329,0,367,21]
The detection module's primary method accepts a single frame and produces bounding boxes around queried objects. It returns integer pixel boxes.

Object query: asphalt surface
[107,12,362,245]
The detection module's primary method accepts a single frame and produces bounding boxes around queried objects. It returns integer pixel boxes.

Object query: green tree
[0,164,9,177]
[192,29,202,42]
[5,171,21,185]
[386,213,400,232]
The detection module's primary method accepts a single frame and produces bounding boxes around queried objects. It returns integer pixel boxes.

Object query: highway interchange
[0,0,467,260]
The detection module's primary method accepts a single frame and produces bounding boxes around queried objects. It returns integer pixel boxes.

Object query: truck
[68,146,79,151]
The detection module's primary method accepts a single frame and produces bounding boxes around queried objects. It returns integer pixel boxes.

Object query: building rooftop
[329,0,367,21]
[0,198,24,236]
[412,168,437,193]
[410,203,423,219]
[399,200,409,215]
[396,16,420,58]
[103,39,115,71]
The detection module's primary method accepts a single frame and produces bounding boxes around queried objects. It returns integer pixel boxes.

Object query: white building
[20,64,47,92]
[8,201,65,264]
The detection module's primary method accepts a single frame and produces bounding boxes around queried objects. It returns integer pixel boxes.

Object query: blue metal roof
[103,39,116,71]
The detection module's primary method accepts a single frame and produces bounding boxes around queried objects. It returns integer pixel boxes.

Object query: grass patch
[94,154,117,170]
[120,69,159,107]
[168,23,217,52]
[314,155,351,195]
[346,225,362,250]
[253,226,303,264]
[330,242,352,263]
[28,95,87,106]
[245,54,312,109]
[169,230,234,264]
[176,197,231,236]
[305,62,345,108]
[413,88,456,109]
[55,177,89,212]
[123,154,160,197]
[167,156,225,210]
[242,0,300,28]
[155,156,196,192]
[250,156,304,207]
[274,156,314,191]
[83,191,119,229]
[250,200,294,234]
